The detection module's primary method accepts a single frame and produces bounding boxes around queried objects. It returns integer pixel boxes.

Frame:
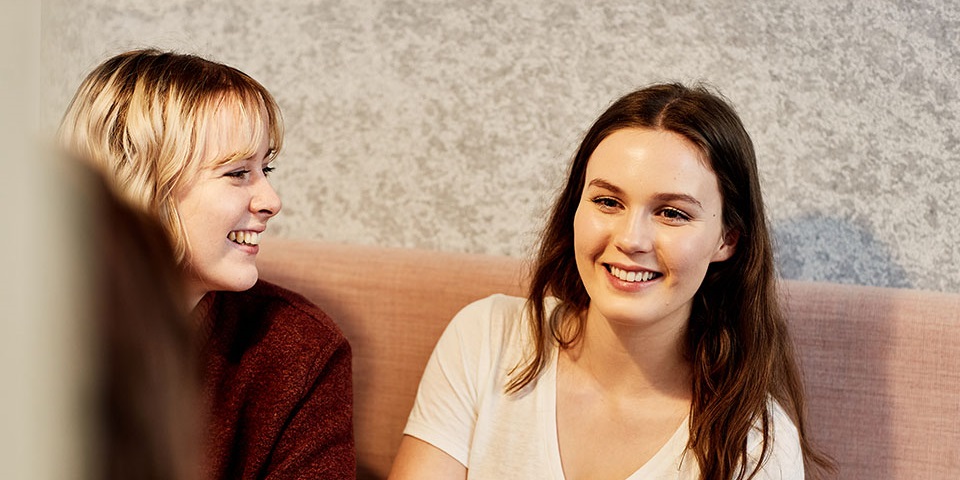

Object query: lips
[606,264,662,283]
[227,230,261,246]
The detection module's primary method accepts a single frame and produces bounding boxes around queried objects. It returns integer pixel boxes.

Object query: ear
[711,229,739,263]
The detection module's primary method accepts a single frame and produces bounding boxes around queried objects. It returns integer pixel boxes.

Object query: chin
[593,299,665,326]
[238,274,260,291]
[223,268,260,292]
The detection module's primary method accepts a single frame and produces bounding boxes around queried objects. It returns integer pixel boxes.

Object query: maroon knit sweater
[196,280,355,479]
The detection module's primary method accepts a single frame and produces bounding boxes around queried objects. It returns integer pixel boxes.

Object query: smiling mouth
[227,231,261,246]
[606,265,662,283]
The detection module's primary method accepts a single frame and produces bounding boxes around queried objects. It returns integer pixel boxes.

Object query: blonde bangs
[196,88,283,172]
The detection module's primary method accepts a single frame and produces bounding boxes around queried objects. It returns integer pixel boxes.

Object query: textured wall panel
[42,0,960,292]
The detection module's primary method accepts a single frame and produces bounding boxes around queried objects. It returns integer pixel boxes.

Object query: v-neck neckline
[544,350,691,480]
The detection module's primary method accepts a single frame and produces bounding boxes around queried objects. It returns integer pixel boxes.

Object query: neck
[179,266,208,313]
[566,308,691,399]
[183,278,209,313]
[186,291,206,312]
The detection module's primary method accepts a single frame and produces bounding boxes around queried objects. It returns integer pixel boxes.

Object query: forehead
[199,96,273,167]
[585,128,720,200]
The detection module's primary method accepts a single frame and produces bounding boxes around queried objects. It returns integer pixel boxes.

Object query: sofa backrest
[258,238,960,479]
[780,281,960,479]
[258,239,526,478]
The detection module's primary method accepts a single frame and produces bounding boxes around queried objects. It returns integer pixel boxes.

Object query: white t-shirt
[403,294,805,479]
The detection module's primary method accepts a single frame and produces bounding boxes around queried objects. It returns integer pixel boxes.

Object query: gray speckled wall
[42,0,960,292]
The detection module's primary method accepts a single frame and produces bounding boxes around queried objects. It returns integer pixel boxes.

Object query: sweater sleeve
[264,334,356,479]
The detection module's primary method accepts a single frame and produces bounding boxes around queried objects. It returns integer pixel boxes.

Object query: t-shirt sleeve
[402,297,498,467]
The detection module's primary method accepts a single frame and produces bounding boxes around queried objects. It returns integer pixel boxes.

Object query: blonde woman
[60,49,355,479]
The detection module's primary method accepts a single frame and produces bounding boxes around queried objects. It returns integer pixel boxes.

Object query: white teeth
[228,231,260,246]
[610,265,657,283]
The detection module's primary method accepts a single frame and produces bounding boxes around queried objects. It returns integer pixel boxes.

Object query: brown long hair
[509,83,833,478]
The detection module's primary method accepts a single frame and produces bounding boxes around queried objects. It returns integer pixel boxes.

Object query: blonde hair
[59,49,284,262]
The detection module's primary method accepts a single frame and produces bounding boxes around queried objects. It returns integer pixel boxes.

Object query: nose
[251,176,282,218]
[614,212,654,254]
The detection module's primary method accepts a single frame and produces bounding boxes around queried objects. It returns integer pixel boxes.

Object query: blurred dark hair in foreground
[70,160,201,480]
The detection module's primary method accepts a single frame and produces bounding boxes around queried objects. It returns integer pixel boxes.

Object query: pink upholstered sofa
[258,238,960,479]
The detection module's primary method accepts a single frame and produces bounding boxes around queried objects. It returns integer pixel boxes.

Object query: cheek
[572,208,594,270]
[171,200,197,249]
[572,208,585,247]
[665,234,723,275]
[175,197,232,258]
[572,206,604,252]
[182,191,238,228]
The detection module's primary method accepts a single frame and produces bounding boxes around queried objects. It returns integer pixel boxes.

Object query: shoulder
[445,294,530,346]
[404,295,535,462]
[746,399,805,479]
[452,293,527,324]
[200,282,354,478]
[213,280,350,360]
[438,294,555,381]
[424,294,532,380]
[235,280,342,332]
[762,399,801,453]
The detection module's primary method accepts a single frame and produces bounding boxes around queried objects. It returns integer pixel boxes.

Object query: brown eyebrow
[652,192,704,210]
[586,178,624,195]
[586,178,704,210]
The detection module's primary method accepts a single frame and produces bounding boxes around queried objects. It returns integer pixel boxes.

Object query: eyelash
[658,207,691,222]
[224,165,275,179]
[591,197,692,222]
[592,197,621,210]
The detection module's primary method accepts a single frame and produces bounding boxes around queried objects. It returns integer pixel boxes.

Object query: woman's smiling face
[175,108,282,307]
[573,127,736,332]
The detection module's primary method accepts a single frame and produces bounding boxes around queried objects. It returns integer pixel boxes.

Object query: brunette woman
[390,83,831,479]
